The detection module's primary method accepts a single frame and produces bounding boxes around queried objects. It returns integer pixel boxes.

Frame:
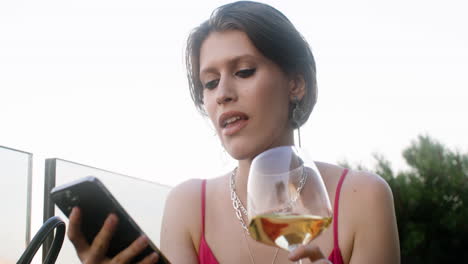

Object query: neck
[234,147,297,203]
[233,159,252,201]
[232,129,296,199]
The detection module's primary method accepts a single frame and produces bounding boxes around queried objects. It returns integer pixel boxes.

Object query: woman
[68,1,400,263]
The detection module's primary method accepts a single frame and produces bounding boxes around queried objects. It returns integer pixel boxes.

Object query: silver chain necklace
[229,167,307,264]
[230,168,250,234]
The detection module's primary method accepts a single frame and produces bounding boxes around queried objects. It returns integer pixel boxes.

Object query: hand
[288,244,332,264]
[68,207,160,264]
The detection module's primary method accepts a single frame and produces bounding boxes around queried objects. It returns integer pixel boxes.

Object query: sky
[1,0,467,189]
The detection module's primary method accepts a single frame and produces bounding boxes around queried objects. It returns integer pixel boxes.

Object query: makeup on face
[199,30,294,160]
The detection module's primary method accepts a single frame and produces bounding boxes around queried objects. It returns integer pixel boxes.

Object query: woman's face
[199,30,295,161]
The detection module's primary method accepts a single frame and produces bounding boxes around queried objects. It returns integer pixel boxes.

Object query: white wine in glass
[249,213,332,250]
[247,146,333,261]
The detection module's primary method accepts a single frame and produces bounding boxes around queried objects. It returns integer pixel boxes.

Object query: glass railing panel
[0,146,32,264]
[44,158,171,263]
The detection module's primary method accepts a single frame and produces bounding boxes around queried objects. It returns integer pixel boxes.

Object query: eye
[235,68,256,78]
[204,79,219,90]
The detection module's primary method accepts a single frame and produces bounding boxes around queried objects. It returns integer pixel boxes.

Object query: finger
[288,244,325,262]
[68,207,90,254]
[137,252,159,264]
[88,213,119,259]
[112,235,149,263]
[314,260,333,264]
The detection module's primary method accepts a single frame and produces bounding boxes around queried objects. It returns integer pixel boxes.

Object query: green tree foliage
[343,135,468,263]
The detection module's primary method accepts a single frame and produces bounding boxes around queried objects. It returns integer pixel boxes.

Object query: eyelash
[203,68,256,90]
[236,68,256,78]
[204,79,219,90]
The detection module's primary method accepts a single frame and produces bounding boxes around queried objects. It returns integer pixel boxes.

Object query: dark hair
[186,1,317,128]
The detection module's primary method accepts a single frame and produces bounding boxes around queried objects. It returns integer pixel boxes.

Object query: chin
[225,146,254,161]
[220,129,294,161]
[223,141,261,161]
[223,138,276,161]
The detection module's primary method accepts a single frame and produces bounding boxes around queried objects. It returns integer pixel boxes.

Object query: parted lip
[218,111,249,128]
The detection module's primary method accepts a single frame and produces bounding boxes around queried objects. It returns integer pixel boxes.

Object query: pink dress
[198,169,349,264]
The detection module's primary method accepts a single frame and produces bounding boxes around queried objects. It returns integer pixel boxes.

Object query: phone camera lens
[71,196,79,204]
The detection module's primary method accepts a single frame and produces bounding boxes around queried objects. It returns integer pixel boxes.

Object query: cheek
[202,91,218,125]
[253,78,290,117]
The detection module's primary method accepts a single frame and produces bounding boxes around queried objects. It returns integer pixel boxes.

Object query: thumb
[288,244,326,262]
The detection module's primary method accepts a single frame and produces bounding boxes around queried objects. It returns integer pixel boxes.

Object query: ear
[288,74,306,101]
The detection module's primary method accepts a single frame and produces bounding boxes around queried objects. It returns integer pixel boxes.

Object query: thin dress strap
[201,179,207,234]
[333,168,349,248]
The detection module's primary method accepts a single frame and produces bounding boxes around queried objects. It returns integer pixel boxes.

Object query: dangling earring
[292,96,302,148]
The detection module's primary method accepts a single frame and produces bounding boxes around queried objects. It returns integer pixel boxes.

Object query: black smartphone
[50,176,170,264]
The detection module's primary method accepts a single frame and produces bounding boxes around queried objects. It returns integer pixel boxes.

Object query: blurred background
[1,0,467,263]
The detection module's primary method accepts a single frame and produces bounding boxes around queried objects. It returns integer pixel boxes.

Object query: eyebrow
[199,54,258,76]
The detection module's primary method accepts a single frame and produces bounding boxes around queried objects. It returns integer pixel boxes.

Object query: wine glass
[247,145,332,263]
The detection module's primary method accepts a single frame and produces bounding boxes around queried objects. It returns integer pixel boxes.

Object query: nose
[216,77,237,105]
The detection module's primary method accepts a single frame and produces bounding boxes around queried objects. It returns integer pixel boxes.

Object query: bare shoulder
[340,169,400,263]
[344,169,394,205]
[338,168,395,226]
[166,178,204,205]
[162,178,204,230]
[160,178,204,262]
[316,161,391,194]
[163,175,228,222]
[316,162,399,263]
[160,176,228,257]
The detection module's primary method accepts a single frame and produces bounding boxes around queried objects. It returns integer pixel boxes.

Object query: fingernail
[288,249,299,259]
[107,214,117,225]
[138,235,148,246]
[151,252,159,261]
